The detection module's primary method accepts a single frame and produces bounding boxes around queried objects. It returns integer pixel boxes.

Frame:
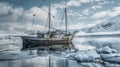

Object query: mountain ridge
[88,14,120,33]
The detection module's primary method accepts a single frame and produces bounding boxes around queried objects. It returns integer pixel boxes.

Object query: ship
[21,0,78,50]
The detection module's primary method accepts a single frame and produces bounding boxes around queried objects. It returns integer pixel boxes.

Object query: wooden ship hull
[21,35,74,50]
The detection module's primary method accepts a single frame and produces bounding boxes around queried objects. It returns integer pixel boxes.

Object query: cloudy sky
[0,0,120,34]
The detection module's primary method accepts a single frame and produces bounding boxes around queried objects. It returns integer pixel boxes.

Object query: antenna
[30,14,36,31]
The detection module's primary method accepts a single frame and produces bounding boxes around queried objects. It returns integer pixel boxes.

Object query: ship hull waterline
[21,36,73,50]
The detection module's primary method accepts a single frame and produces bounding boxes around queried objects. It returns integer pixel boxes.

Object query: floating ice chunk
[67,50,101,62]
[97,46,117,54]
[97,46,120,63]
[100,54,120,63]
[80,62,103,67]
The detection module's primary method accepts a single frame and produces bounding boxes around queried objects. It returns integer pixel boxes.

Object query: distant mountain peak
[88,14,120,33]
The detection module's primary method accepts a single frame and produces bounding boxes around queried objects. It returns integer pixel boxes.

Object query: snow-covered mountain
[88,15,120,33]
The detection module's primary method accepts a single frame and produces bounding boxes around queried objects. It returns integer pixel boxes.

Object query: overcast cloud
[0,0,120,34]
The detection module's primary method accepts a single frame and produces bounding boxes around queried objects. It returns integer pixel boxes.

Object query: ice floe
[66,50,101,62]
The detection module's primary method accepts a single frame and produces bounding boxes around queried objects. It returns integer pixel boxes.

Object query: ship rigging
[21,0,78,50]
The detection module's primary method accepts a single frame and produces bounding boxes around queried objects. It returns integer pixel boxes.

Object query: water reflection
[0,57,49,67]
[0,37,120,67]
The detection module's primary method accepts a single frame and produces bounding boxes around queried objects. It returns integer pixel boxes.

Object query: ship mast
[65,0,68,34]
[48,0,51,33]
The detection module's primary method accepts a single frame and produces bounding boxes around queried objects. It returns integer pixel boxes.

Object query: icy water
[73,37,120,52]
[0,37,120,67]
